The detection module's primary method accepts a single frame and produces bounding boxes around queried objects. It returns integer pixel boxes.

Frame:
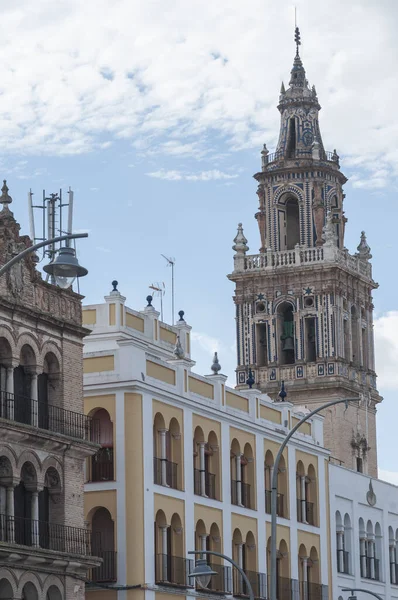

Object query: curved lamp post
[342,587,384,600]
[0,233,88,287]
[270,396,361,600]
[188,549,255,600]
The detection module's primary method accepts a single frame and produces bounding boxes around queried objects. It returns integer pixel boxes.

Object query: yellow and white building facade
[82,285,332,600]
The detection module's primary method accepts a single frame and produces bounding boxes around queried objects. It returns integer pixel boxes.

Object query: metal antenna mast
[149,282,165,321]
[161,255,175,325]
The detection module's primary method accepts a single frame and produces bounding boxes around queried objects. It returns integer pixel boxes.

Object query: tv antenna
[149,282,165,321]
[28,186,76,285]
[161,255,175,324]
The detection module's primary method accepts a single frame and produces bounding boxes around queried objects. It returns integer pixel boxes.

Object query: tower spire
[294,25,301,57]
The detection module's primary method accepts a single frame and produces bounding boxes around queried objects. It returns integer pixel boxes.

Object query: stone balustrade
[239,246,372,280]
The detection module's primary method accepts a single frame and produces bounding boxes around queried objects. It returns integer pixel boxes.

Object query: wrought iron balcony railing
[196,562,232,594]
[299,581,324,600]
[89,550,117,583]
[297,499,315,525]
[0,513,92,556]
[153,457,178,489]
[0,391,99,443]
[233,569,267,599]
[231,480,252,509]
[155,553,194,587]
[89,448,114,482]
[272,576,296,600]
[265,490,284,517]
[193,468,216,499]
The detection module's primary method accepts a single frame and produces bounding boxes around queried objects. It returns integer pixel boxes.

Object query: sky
[2,0,398,481]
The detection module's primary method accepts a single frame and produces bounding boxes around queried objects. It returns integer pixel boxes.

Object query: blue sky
[2,0,398,480]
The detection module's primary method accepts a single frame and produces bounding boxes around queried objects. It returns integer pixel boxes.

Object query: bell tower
[228,28,381,476]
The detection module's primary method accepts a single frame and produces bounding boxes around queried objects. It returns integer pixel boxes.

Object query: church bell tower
[228,28,381,476]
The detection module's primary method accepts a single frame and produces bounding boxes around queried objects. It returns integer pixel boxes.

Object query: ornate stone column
[300,476,307,523]
[336,528,345,572]
[199,441,207,497]
[159,429,169,487]
[30,372,38,428]
[235,454,243,506]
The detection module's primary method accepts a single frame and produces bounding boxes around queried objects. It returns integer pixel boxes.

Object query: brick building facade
[0,182,100,600]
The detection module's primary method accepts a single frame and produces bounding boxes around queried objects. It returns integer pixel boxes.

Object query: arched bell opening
[278,302,295,365]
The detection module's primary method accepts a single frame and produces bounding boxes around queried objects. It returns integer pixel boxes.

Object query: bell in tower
[280,304,295,363]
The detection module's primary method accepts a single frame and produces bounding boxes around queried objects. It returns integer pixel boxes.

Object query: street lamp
[189,558,217,588]
[342,587,383,600]
[43,246,88,289]
[188,549,254,600]
[269,395,361,600]
[0,233,88,285]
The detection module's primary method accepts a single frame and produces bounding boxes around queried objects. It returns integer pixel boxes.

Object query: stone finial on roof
[233,223,249,255]
[211,352,221,374]
[0,180,12,212]
[112,280,118,292]
[178,310,185,322]
[246,368,255,389]
[146,295,153,307]
[278,380,287,402]
[357,231,372,260]
[280,82,286,95]
[173,335,185,359]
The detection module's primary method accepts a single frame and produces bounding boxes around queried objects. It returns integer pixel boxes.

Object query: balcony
[274,576,296,600]
[233,569,266,599]
[155,554,193,587]
[299,582,324,600]
[89,448,114,482]
[0,514,92,556]
[196,563,232,594]
[337,549,350,574]
[297,499,315,526]
[361,556,380,581]
[265,490,284,517]
[153,457,178,489]
[0,391,99,443]
[89,550,117,583]
[194,468,216,499]
[231,480,251,509]
[263,149,339,166]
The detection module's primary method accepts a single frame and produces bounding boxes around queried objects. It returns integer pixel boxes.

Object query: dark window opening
[286,198,300,249]
[305,318,316,363]
[356,457,363,473]
[280,305,295,365]
[256,323,268,367]
[286,118,296,158]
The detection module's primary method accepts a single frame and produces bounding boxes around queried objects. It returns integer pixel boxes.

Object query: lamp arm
[0,233,88,278]
[188,549,255,600]
[341,588,384,600]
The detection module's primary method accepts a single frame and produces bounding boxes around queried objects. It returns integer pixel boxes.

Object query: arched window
[389,526,396,584]
[46,586,63,600]
[14,344,37,425]
[14,461,38,546]
[0,337,13,420]
[153,414,182,490]
[22,582,39,600]
[0,579,13,599]
[38,352,61,430]
[91,507,116,583]
[90,408,114,482]
[286,198,300,249]
[278,303,295,365]
[154,511,187,586]
[306,465,317,526]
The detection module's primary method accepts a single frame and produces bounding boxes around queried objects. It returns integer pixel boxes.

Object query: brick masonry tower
[228,29,381,477]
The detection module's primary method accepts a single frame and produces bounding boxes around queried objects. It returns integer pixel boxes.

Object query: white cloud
[374,311,398,390]
[0,0,394,188]
[378,469,398,486]
[146,169,238,181]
